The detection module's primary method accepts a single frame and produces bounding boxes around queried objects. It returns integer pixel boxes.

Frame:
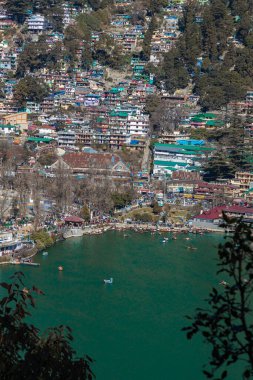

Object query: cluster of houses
[0,0,253,234]
[150,11,181,63]
[153,140,214,178]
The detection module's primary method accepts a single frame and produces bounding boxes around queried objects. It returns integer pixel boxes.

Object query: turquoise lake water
[0,231,239,379]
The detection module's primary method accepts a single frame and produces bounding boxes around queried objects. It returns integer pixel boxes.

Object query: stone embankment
[81,222,222,235]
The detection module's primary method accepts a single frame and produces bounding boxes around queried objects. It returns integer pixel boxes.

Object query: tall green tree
[5,0,32,23]
[141,16,158,61]
[161,47,190,93]
[180,3,202,69]
[14,76,49,107]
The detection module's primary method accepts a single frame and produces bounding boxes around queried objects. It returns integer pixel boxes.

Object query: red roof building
[64,216,84,225]
[50,152,131,180]
[194,205,253,220]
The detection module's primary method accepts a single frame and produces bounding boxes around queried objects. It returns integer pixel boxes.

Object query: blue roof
[82,147,97,153]
[85,94,101,98]
[176,139,205,146]
[130,140,139,145]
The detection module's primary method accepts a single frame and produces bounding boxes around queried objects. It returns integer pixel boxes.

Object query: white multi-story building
[27,14,48,33]
[58,130,76,148]
[26,101,41,113]
[127,111,149,136]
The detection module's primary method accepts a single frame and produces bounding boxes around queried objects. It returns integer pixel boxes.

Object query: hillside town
[0,0,253,258]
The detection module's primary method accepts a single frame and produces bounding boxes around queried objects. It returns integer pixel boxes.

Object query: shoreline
[0,223,226,266]
[81,222,226,235]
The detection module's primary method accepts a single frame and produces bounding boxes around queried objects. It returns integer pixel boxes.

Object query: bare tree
[150,100,192,133]
[13,174,31,219]
[48,160,73,215]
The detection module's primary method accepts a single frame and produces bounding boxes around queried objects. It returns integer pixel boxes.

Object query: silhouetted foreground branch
[0,272,94,380]
[183,218,253,379]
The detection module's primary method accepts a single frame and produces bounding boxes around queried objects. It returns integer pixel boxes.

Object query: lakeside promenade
[80,222,225,235]
[0,219,228,266]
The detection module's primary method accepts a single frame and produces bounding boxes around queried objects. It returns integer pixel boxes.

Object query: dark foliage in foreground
[0,272,94,380]
[183,217,253,379]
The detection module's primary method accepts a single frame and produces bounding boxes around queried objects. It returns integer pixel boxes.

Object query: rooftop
[194,205,253,220]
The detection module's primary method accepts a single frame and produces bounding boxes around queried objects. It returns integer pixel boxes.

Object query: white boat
[42,251,48,256]
[104,278,113,284]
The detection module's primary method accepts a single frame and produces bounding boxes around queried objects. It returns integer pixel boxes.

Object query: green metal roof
[194,113,217,119]
[191,117,206,123]
[244,188,253,194]
[109,111,128,118]
[154,161,188,167]
[110,88,121,94]
[154,143,214,152]
[205,120,224,127]
[27,137,53,143]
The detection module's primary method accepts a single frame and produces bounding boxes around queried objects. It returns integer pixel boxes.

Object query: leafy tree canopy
[14,76,49,107]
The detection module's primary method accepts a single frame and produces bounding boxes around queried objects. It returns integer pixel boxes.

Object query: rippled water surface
[0,231,239,379]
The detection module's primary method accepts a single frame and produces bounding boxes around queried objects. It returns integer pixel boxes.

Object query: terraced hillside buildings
[0,0,252,219]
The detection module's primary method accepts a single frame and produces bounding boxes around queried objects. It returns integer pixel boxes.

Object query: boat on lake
[104,277,113,284]
[11,259,40,267]
[186,246,197,250]
[20,261,40,266]
[42,251,48,256]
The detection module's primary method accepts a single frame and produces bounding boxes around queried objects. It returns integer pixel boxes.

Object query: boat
[58,266,63,271]
[42,251,48,256]
[20,259,40,266]
[187,246,197,250]
[220,280,229,287]
[20,262,40,266]
[104,277,113,284]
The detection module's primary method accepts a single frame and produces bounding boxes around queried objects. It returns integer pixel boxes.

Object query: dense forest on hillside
[156,0,253,109]
[3,0,253,109]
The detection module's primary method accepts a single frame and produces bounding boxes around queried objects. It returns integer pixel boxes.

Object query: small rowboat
[104,278,113,284]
